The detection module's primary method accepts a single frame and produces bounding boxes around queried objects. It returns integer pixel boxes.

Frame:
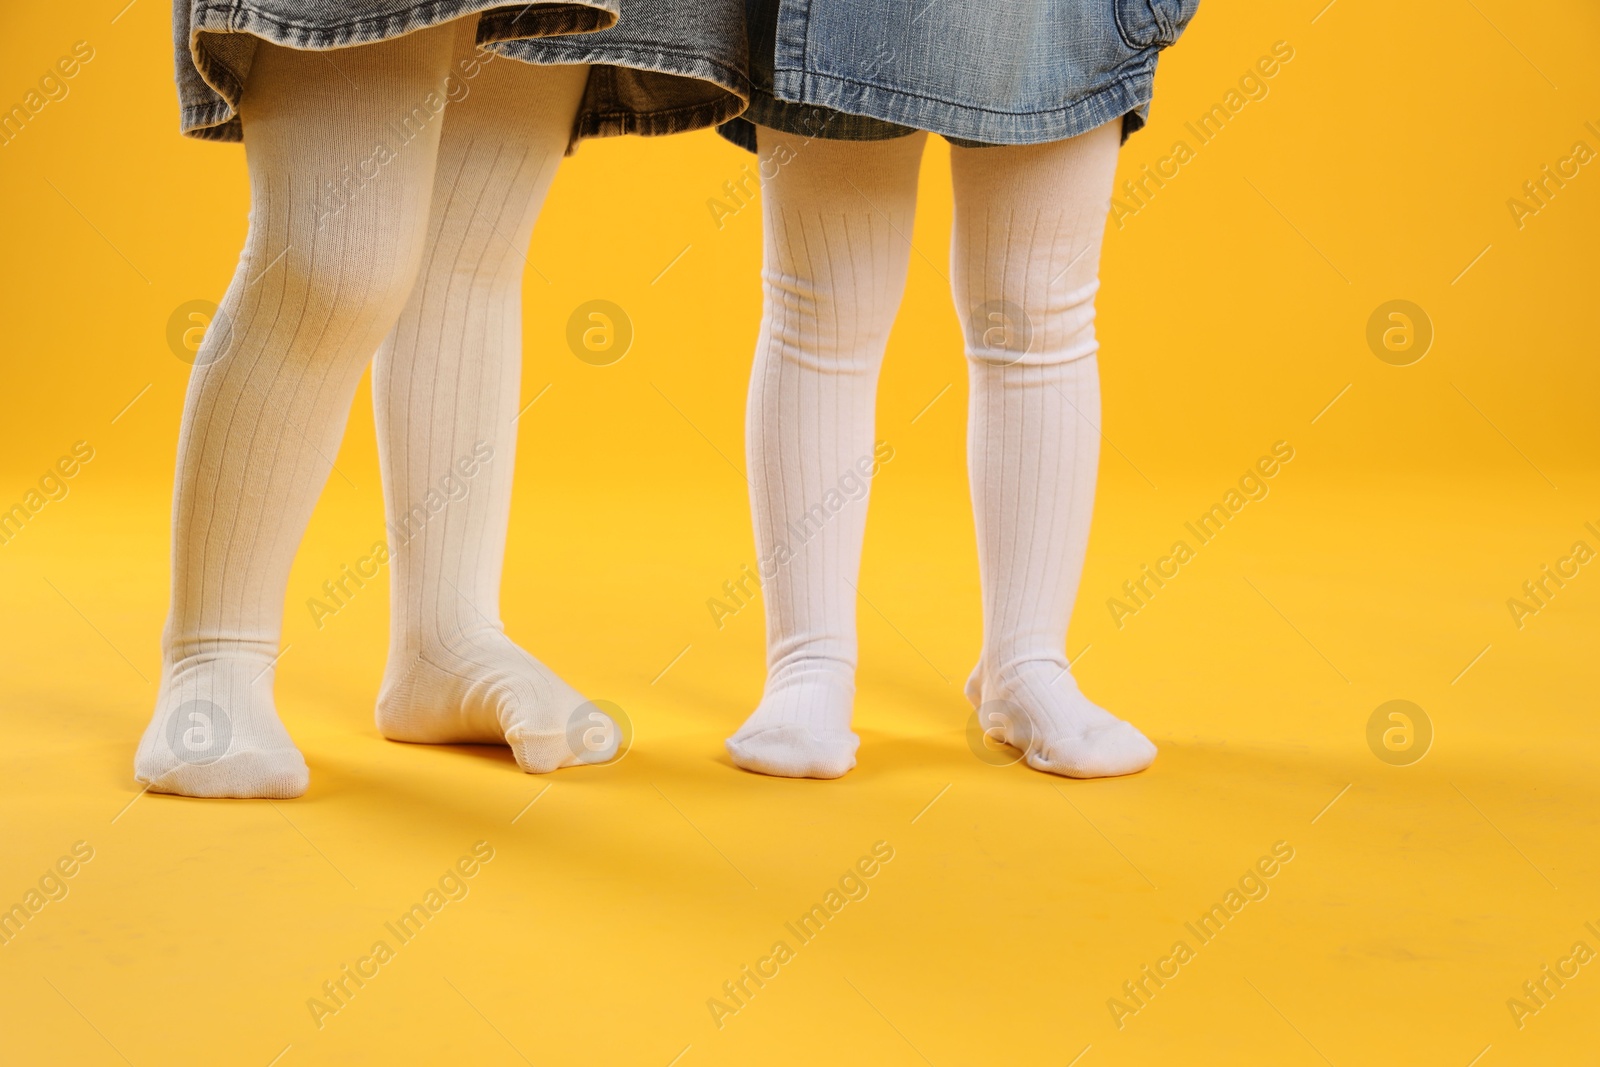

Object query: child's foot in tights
[726,671,858,778]
[136,657,308,798]
[377,627,617,772]
[966,661,1156,777]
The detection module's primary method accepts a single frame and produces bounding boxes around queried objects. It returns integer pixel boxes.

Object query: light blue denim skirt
[175,0,751,145]
[719,0,1200,151]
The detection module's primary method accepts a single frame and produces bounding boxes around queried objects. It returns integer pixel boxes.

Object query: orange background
[1,0,1598,1064]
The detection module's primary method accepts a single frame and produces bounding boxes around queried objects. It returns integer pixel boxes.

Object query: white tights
[135,19,615,797]
[725,123,1158,779]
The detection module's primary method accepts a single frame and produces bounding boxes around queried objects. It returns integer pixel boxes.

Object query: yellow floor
[5,475,1598,1065]
[3,0,1599,1063]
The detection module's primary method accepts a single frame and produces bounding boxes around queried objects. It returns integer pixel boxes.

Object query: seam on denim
[573,98,743,141]
[481,8,616,40]
[742,92,911,141]
[189,0,614,48]
[581,98,742,129]
[794,0,812,104]
[753,69,1154,146]
[492,41,750,96]
[185,22,245,135]
[770,53,1157,122]
[181,100,239,140]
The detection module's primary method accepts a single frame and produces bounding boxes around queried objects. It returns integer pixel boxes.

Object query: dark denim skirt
[175,0,750,145]
[719,0,1200,152]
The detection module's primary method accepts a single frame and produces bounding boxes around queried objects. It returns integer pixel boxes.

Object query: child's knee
[264,194,428,333]
[960,279,1099,368]
[762,277,898,374]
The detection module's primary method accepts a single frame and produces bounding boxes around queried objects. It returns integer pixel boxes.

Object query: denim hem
[575,95,744,142]
[180,99,245,141]
[745,91,912,141]
[768,51,1160,147]
[190,0,615,51]
[717,56,1156,155]
[486,41,748,151]
[717,115,758,152]
[179,0,618,142]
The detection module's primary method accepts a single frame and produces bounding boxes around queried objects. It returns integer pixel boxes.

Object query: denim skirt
[718,0,1200,151]
[175,0,750,145]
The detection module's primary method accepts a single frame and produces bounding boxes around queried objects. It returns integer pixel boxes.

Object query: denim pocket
[1114,0,1198,49]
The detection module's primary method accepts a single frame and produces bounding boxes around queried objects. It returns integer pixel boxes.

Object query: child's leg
[951,121,1157,778]
[726,129,927,779]
[371,24,610,772]
[134,25,459,797]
